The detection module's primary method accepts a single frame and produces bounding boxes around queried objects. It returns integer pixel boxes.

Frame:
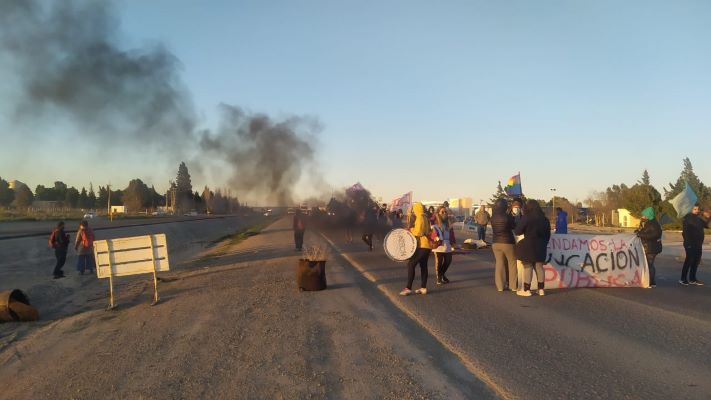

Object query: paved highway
[321,228,711,399]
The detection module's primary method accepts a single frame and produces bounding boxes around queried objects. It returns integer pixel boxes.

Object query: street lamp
[550,188,557,220]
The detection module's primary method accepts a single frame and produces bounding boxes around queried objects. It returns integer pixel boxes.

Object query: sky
[1,0,709,205]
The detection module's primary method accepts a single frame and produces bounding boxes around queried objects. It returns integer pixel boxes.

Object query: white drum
[383,228,418,262]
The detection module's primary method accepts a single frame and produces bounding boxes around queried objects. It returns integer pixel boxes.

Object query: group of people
[291,197,709,294]
[48,220,96,279]
[399,198,553,297]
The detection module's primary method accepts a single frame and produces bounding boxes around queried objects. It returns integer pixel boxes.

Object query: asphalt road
[320,228,711,399]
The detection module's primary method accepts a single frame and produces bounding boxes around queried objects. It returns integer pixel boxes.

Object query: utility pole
[108,183,112,222]
[550,188,557,221]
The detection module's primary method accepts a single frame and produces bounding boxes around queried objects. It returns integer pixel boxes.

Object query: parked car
[83,212,96,219]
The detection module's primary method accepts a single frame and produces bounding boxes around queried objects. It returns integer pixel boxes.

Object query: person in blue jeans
[75,220,95,275]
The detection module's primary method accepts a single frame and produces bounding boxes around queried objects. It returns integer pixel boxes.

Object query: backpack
[81,229,94,248]
[48,230,57,248]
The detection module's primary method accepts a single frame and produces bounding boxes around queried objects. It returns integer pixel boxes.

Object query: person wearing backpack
[74,220,95,275]
[48,221,70,279]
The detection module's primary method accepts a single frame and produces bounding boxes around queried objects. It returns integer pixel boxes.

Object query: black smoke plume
[201,105,321,206]
[0,0,323,205]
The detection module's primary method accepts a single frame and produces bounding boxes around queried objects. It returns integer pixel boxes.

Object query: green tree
[123,179,151,212]
[664,158,709,204]
[14,185,34,208]
[88,184,97,209]
[35,184,57,201]
[0,177,14,206]
[97,186,109,210]
[78,187,88,209]
[54,181,68,204]
[623,170,662,217]
[489,181,507,204]
[65,187,80,208]
[175,162,193,212]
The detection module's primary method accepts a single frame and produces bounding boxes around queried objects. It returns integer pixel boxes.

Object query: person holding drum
[400,202,433,295]
[431,206,456,285]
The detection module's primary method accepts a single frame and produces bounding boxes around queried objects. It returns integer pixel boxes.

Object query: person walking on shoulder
[635,207,662,288]
[680,204,709,286]
[431,206,456,285]
[491,199,517,292]
[75,220,95,275]
[555,207,568,234]
[400,202,432,296]
[475,204,491,242]
[293,209,306,251]
[48,221,70,279]
[514,200,551,296]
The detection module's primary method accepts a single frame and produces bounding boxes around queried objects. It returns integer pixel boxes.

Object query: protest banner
[540,233,649,288]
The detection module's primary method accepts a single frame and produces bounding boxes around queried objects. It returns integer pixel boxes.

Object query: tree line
[487,157,707,227]
[0,161,240,215]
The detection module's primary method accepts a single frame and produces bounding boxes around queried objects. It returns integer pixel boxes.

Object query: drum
[383,228,417,262]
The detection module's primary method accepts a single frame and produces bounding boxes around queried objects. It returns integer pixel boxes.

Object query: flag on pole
[670,182,698,218]
[504,173,522,196]
[389,191,412,212]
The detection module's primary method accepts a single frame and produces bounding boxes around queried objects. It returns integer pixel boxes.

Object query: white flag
[389,191,412,212]
[671,182,697,218]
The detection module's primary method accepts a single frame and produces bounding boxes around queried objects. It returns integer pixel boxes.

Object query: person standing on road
[360,206,377,251]
[635,207,662,288]
[555,207,568,234]
[400,202,432,296]
[431,206,456,285]
[48,221,70,279]
[491,199,517,292]
[514,200,551,296]
[475,204,491,242]
[74,220,95,275]
[293,209,306,251]
[680,204,709,286]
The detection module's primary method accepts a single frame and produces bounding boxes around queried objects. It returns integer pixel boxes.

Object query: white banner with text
[541,233,649,288]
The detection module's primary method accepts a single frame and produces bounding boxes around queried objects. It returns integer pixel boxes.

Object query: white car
[83,212,96,219]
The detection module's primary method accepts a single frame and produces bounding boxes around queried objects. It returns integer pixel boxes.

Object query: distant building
[449,197,473,217]
[613,209,640,228]
[111,205,126,214]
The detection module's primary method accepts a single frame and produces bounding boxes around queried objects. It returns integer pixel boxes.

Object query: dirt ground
[0,219,493,399]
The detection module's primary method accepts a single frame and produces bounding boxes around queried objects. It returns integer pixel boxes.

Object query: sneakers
[441,276,450,284]
[516,290,532,297]
[538,289,545,296]
[679,280,689,286]
[436,279,444,285]
[399,288,412,296]
[690,280,704,286]
[415,288,428,295]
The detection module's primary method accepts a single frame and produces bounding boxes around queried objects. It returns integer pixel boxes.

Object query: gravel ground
[0,218,495,399]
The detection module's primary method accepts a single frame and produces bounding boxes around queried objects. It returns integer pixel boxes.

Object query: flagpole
[519,171,523,197]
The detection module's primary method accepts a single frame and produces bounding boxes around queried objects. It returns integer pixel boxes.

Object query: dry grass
[302,243,329,261]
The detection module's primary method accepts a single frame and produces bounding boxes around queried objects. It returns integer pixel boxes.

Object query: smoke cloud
[0,1,196,144]
[201,105,322,206]
[0,0,324,205]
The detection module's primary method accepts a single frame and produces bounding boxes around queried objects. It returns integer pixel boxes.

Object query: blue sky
[1,0,709,205]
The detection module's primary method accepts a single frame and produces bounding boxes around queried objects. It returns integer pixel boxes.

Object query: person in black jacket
[680,204,709,286]
[491,198,517,291]
[48,221,70,279]
[635,207,662,288]
[514,200,551,296]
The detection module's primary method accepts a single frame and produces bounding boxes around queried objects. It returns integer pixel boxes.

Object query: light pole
[550,188,557,221]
